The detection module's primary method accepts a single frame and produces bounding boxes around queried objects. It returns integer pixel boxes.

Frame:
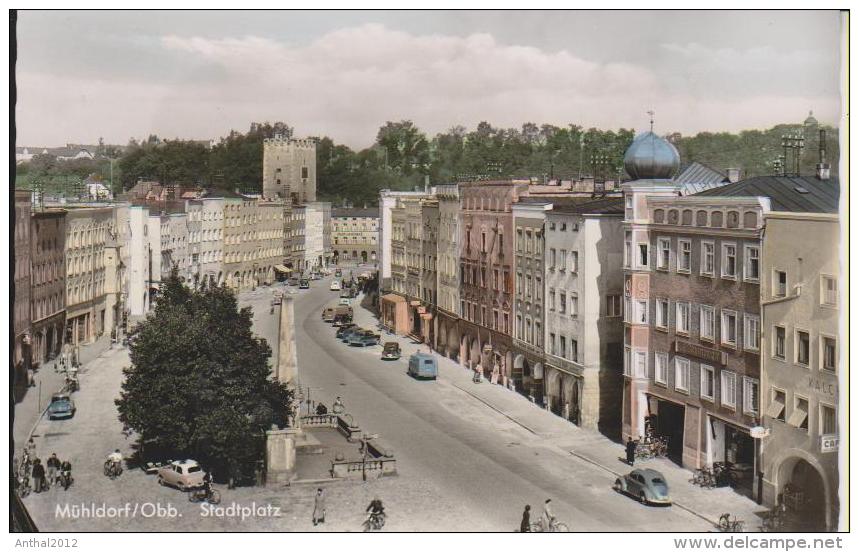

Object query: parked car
[338,298,351,307]
[330,280,342,291]
[349,333,380,347]
[157,459,206,491]
[336,323,358,338]
[381,342,401,360]
[322,307,337,322]
[332,313,353,327]
[47,393,76,420]
[339,327,365,342]
[288,277,299,286]
[299,279,310,289]
[614,468,671,505]
[335,269,342,277]
[408,353,438,380]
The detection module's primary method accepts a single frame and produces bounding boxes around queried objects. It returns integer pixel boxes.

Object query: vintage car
[299,279,310,289]
[339,326,365,342]
[614,468,672,505]
[340,289,352,298]
[332,313,353,327]
[335,269,342,277]
[381,342,401,360]
[408,353,438,380]
[330,280,342,291]
[338,298,351,306]
[47,393,76,420]
[348,332,380,347]
[335,323,358,338]
[157,459,206,491]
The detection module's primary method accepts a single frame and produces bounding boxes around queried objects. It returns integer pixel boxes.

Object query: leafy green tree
[376,120,430,176]
[116,269,292,484]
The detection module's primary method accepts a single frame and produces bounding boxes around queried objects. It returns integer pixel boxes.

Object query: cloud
[16,23,842,148]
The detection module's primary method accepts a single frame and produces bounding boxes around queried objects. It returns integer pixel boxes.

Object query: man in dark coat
[520,504,531,532]
[31,459,46,492]
[312,488,326,526]
[626,437,637,466]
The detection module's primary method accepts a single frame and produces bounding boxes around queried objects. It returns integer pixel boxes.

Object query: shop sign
[806,377,837,397]
[675,340,726,365]
[820,434,839,453]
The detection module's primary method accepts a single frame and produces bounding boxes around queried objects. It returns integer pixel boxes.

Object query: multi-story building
[512,201,551,400]
[301,202,329,271]
[622,132,768,502]
[434,184,461,359]
[378,189,435,290]
[30,208,67,366]
[186,200,204,286]
[289,205,307,270]
[222,196,261,290]
[456,181,529,389]
[543,197,625,433]
[419,200,439,344]
[127,206,152,320]
[191,198,225,287]
[65,206,116,346]
[331,208,380,265]
[112,204,131,333]
[257,201,285,282]
[380,201,410,335]
[14,190,32,385]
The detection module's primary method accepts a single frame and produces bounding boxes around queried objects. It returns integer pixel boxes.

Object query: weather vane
[647,110,655,132]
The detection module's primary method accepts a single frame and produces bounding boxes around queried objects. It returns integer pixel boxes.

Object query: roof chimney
[816,129,830,181]
[726,168,740,183]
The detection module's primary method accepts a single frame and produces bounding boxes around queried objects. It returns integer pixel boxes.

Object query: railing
[330,456,397,479]
[300,414,338,428]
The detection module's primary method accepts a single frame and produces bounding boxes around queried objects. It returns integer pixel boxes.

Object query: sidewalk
[12,335,113,454]
[352,297,767,531]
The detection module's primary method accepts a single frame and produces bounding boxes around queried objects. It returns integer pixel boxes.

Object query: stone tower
[262,137,317,204]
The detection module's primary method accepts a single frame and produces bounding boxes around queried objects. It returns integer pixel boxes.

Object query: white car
[157,459,206,490]
[330,281,342,291]
[338,298,351,306]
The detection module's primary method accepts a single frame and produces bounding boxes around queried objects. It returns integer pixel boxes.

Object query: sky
[14,10,844,149]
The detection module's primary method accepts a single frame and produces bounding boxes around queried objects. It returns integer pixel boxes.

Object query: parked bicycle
[16,473,31,498]
[530,518,570,532]
[760,503,787,532]
[690,467,717,489]
[719,513,745,532]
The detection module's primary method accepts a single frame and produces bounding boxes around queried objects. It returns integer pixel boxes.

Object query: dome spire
[647,110,655,132]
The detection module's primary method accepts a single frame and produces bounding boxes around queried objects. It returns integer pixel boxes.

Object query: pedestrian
[312,488,326,526]
[31,458,46,493]
[626,436,637,466]
[520,504,531,532]
[47,453,60,486]
[25,437,37,461]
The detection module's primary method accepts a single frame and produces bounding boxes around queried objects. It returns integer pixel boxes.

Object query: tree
[376,120,430,176]
[116,269,292,484]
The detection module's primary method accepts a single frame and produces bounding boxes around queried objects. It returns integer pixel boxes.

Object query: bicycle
[104,460,123,479]
[57,470,74,491]
[363,511,386,532]
[189,486,221,505]
[16,474,31,498]
[718,513,745,532]
[760,504,787,532]
[530,518,570,532]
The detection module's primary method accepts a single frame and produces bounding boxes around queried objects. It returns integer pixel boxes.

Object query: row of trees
[18,119,839,205]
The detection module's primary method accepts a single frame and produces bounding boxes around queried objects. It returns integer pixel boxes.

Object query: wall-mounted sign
[675,340,727,365]
[807,377,837,397]
[820,434,839,453]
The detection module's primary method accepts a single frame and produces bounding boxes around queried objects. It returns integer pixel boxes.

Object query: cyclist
[541,499,555,531]
[202,470,213,498]
[107,449,123,476]
[366,496,385,525]
[60,459,73,490]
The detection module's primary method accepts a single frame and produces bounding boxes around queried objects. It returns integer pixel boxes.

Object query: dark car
[299,279,310,289]
[614,468,671,505]
[332,314,353,327]
[381,342,401,360]
[47,393,76,420]
[336,323,358,338]
[339,327,365,342]
[349,333,380,347]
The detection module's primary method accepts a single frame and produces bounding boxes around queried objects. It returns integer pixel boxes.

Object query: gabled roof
[521,196,624,215]
[694,175,839,214]
[675,162,730,195]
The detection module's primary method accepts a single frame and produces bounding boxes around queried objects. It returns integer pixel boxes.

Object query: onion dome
[623,131,680,180]
[804,110,818,126]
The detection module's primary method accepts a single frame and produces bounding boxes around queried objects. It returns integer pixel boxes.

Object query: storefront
[646,394,686,465]
[380,293,408,335]
[707,416,755,498]
[274,265,291,282]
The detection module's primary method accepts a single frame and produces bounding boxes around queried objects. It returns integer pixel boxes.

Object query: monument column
[277,295,298,386]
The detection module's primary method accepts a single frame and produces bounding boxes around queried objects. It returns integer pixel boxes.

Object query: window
[571,339,579,363]
[549,333,556,355]
[570,251,579,272]
[700,305,715,340]
[525,275,532,297]
[774,326,786,359]
[559,249,567,271]
[743,377,759,415]
[700,365,715,400]
[607,295,622,317]
[657,238,671,269]
[523,231,529,253]
[570,294,578,317]
[788,396,809,431]
[744,245,760,281]
[549,248,556,269]
[820,404,837,435]
[721,310,737,346]
[675,357,690,392]
[821,276,837,306]
[822,336,837,372]
[721,371,737,409]
[559,336,567,358]
[676,301,690,334]
[722,243,737,278]
[549,289,556,310]
[701,241,715,276]
[561,222,567,231]
[634,351,647,378]
[655,299,669,329]
[654,353,668,384]
[559,292,566,314]
[636,300,648,324]
[744,314,760,351]
[677,239,691,272]
[625,194,633,220]
[624,347,631,376]
[301,167,309,179]
[768,389,786,422]
[774,271,787,297]
[796,330,810,365]
[624,232,632,267]
[638,243,649,268]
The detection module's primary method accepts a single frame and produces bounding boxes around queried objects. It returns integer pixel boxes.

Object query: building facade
[127,206,152,319]
[543,198,625,433]
[418,200,439,344]
[434,184,461,359]
[30,209,67,366]
[257,201,285,283]
[331,208,379,265]
[222,197,260,290]
[378,189,434,290]
[14,190,33,385]
[760,211,840,531]
[302,202,328,271]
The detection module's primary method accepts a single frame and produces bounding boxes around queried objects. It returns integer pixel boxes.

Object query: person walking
[46,453,60,487]
[520,505,531,532]
[541,499,555,531]
[312,488,326,526]
[31,459,46,493]
[626,436,637,466]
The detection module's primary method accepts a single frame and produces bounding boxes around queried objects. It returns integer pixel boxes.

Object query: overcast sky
[15,10,843,149]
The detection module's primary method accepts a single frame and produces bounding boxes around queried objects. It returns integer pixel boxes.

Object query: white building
[127,206,151,319]
[303,202,328,271]
[188,198,225,287]
[379,188,435,289]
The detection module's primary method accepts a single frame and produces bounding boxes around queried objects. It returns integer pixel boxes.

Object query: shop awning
[274,265,292,274]
[766,398,785,420]
[381,293,406,303]
[787,404,808,428]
